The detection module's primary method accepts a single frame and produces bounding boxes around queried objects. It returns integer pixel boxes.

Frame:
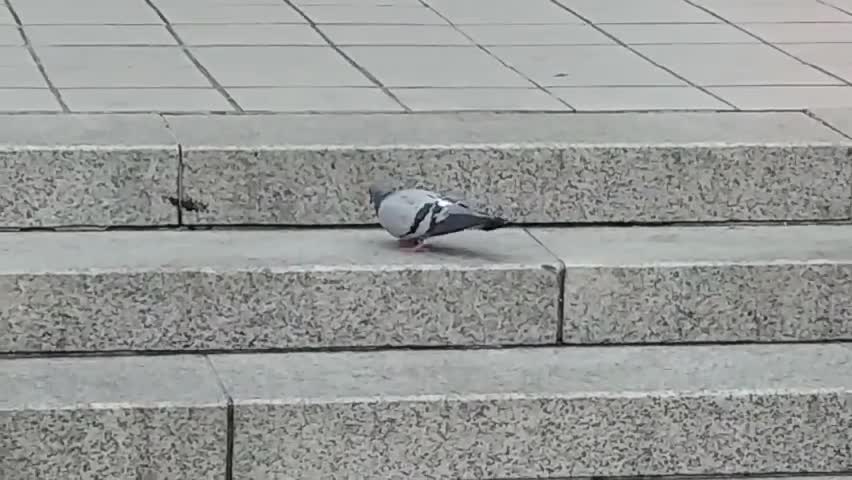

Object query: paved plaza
[3,0,852,113]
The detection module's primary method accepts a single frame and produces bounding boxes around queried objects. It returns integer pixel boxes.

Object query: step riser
[2,112,851,228]
[3,345,851,479]
[3,226,852,353]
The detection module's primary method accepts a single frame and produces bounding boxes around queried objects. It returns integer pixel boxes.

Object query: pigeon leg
[411,242,431,252]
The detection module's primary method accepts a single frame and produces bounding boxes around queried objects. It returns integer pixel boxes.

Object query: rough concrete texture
[0,355,227,480]
[167,111,852,224]
[0,228,560,352]
[0,114,179,227]
[531,224,852,343]
[210,343,852,479]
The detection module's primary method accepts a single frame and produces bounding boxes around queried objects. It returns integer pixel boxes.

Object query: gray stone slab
[553,0,718,23]
[0,26,23,45]
[0,355,227,480]
[227,87,403,112]
[425,0,584,24]
[549,86,731,111]
[635,43,842,86]
[174,24,326,46]
[210,343,852,479]
[301,5,448,24]
[710,86,852,110]
[692,0,852,22]
[392,87,568,111]
[0,114,178,227]
[320,24,471,45]
[812,107,852,138]
[0,89,60,111]
[459,24,614,46]
[190,46,373,87]
[533,225,852,343]
[11,0,164,25]
[0,5,14,24]
[0,228,560,352]
[155,2,305,23]
[36,46,210,88]
[741,22,852,43]
[341,46,532,87]
[24,25,176,45]
[166,111,851,224]
[60,88,233,112]
[0,47,47,87]
[780,44,852,82]
[489,45,686,87]
[599,23,757,44]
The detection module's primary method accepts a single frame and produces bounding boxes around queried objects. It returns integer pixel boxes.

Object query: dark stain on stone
[165,195,209,213]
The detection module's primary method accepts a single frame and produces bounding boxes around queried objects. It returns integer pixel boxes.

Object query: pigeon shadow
[378,239,506,263]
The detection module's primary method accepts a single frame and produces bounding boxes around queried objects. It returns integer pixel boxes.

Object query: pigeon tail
[479,216,509,231]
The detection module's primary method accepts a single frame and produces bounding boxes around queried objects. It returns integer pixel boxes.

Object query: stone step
[2,110,852,228]
[3,343,852,479]
[2,224,852,353]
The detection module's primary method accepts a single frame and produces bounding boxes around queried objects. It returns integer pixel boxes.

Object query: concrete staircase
[2,110,852,480]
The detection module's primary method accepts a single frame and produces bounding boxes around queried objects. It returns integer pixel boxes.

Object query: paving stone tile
[824,0,852,12]
[301,5,448,24]
[490,45,685,87]
[294,0,421,4]
[549,86,731,111]
[780,43,852,82]
[0,355,227,480]
[24,25,176,45]
[0,26,22,45]
[391,87,569,111]
[0,47,46,87]
[709,86,852,109]
[37,46,210,87]
[811,107,852,137]
[12,0,164,25]
[155,3,305,23]
[0,113,179,227]
[692,0,852,22]
[459,24,614,45]
[320,24,471,45]
[635,43,841,86]
[342,45,532,87]
[425,0,584,24]
[600,23,757,44]
[0,5,14,24]
[61,88,233,112]
[553,0,718,23]
[174,24,325,45]
[191,46,372,86]
[742,23,852,43]
[227,87,402,111]
[0,88,60,111]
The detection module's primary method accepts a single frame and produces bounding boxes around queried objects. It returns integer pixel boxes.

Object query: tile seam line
[204,356,234,480]
[3,1,69,112]
[414,0,575,110]
[523,228,567,344]
[681,0,852,87]
[279,0,412,112]
[546,0,738,110]
[141,0,244,112]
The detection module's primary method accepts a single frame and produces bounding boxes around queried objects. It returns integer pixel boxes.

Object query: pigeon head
[368,182,394,211]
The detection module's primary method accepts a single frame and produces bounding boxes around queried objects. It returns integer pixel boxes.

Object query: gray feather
[371,185,507,241]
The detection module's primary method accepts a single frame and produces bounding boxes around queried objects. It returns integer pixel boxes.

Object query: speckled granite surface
[0,228,560,352]
[531,224,852,343]
[0,355,227,480]
[0,114,179,227]
[210,343,852,479]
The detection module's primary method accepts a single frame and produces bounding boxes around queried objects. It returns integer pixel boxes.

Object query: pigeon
[369,183,508,251]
